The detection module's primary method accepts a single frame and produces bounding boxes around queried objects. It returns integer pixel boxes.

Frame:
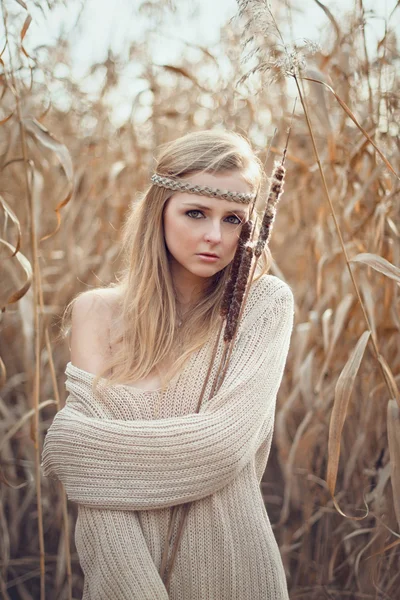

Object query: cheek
[164,212,193,253]
[220,233,240,266]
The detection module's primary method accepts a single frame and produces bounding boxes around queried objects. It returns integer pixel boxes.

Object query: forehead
[172,171,252,213]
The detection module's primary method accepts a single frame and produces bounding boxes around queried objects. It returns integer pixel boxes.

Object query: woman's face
[163,171,252,289]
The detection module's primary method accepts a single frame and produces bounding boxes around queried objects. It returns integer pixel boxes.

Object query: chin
[180,263,218,276]
[194,265,227,278]
[191,268,219,278]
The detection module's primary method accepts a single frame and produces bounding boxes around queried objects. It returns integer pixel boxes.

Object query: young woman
[41,129,294,599]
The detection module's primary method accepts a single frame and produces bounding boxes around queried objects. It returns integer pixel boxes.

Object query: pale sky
[22,0,398,67]
[2,0,398,125]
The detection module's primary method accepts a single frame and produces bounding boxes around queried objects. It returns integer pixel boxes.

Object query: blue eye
[185,210,242,225]
[186,210,203,219]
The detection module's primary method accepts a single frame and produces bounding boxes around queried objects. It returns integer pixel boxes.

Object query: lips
[198,253,219,258]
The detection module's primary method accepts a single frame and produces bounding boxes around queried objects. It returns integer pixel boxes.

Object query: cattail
[254,161,286,258]
[220,219,253,318]
[224,244,254,342]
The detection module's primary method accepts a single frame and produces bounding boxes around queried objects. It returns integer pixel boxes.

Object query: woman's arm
[41,284,294,510]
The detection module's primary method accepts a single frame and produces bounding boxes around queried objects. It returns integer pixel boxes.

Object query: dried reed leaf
[299,349,314,410]
[0,239,32,308]
[278,408,314,526]
[343,432,366,489]
[316,294,354,393]
[354,530,380,584]
[299,75,400,180]
[343,165,383,222]
[0,399,56,451]
[20,14,32,59]
[22,118,74,241]
[366,538,400,559]
[303,67,332,132]
[0,195,21,255]
[350,252,400,284]
[0,355,5,388]
[0,39,6,61]
[22,118,73,181]
[321,308,332,355]
[292,322,311,381]
[14,0,28,9]
[328,525,375,580]
[386,216,399,237]
[0,111,14,125]
[276,395,301,469]
[38,99,52,122]
[387,400,400,529]
[330,294,354,350]
[312,0,341,45]
[160,65,203,89]
[316,254,328,299]
[327,330,371,518]
[358,271,376,341]
[0,464,31,490]
[378,354,400,408]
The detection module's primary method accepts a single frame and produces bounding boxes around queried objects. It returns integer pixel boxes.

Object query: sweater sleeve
[41,284,294,510]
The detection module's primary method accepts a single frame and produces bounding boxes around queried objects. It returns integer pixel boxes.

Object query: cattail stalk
[224,244,254,341]
[208,220,253,398]
[254,162,285,256]
[215,159,286,392]
[220,219,253,318]
[212,244,254,391]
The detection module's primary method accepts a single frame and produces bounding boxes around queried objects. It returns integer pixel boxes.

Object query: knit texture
[41,274,294,600]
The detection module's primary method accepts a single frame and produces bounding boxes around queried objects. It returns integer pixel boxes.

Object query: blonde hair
[64,129,272,391]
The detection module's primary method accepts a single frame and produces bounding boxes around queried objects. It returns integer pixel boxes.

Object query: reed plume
[224,244,254,342]
[220,219,253,318]
[254,162,285,258]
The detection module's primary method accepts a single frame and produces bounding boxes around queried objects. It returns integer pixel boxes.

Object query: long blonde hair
[64,129,272,390]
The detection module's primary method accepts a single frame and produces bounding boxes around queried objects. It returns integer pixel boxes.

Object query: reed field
[1,0,399,598]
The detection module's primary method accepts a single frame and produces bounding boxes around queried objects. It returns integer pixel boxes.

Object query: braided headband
[151,173,256,205]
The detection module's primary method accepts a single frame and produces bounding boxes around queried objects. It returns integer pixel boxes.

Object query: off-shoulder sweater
[41,274,294,600]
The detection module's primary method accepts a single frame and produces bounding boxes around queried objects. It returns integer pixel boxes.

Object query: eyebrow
[182,202,247,217]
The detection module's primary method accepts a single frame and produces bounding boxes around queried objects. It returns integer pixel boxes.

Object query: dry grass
[0,0,399,598]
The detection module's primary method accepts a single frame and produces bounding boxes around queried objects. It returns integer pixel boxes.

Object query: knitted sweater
[41,274,294,600]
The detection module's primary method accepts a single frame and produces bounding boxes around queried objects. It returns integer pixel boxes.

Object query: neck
[169,259,208,308]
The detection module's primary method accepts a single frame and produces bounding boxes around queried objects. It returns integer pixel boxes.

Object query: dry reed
[0,0,399,597]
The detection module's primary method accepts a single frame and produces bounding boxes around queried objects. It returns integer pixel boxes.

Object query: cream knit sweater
[41,274,294,600]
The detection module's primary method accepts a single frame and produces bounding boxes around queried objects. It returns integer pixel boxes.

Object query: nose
[204,220,222,243]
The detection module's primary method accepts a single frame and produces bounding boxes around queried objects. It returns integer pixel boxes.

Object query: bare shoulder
[70,287,122,375]
[72,287,121,317]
